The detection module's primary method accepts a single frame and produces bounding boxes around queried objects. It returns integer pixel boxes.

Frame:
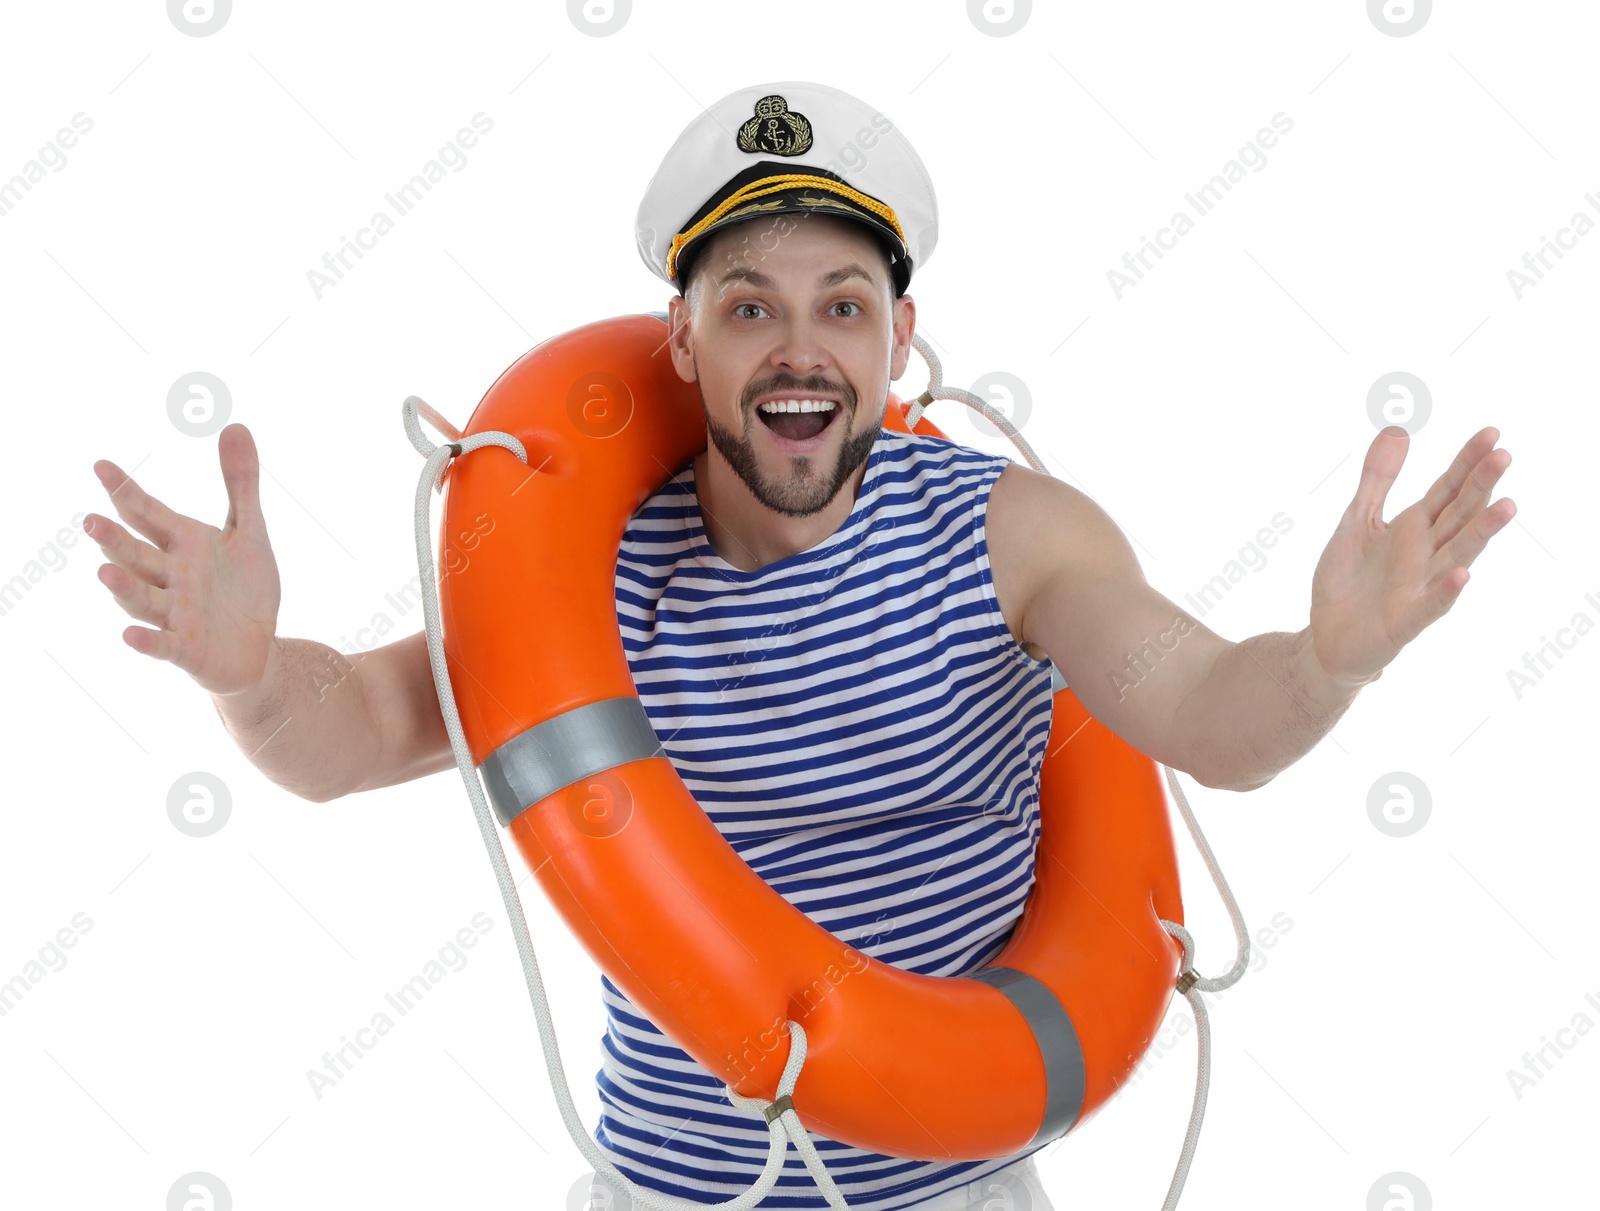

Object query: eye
[831,301,862,317]
[733,302,769,320]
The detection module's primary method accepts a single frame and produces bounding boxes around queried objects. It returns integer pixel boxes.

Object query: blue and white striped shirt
[600,425,1057,1208]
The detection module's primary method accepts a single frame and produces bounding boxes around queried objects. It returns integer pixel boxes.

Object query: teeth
[757,399,837,413]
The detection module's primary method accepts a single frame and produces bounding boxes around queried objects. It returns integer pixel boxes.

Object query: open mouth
[755,400,840,444]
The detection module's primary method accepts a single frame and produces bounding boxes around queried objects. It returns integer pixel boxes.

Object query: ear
[666,294,697,384]
[888,293,916,382]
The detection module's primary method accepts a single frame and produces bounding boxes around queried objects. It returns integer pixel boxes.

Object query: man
[83,81,1512,1210]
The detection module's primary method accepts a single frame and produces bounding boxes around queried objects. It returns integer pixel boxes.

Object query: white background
[1,2,1593,1208]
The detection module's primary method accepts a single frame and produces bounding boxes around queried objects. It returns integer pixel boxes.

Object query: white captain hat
[634,80,939,297]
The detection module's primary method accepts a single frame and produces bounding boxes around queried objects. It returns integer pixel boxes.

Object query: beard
[700,369,879,520]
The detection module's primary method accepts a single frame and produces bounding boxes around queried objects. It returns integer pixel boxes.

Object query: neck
[693,445,873,572]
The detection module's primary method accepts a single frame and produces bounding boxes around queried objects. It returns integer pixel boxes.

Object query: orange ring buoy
[437,312,1186,1160]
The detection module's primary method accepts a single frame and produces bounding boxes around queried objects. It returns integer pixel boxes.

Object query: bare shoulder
[986,459,1158,652]
[985,460,1109,661]
[985,457,1236,778]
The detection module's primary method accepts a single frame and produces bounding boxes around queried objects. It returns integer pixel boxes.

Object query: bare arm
[1167,629,1374,793]
[210,631,454,803]
[999,466,1357,791]
[87,425,454,804]
[1005,423,1512,793]
[996,466,1237,787]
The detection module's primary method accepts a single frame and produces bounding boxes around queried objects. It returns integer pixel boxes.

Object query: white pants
[579,1152,1055,1210]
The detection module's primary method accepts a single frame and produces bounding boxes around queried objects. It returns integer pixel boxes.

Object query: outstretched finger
[217,423,267,536]
[1431,495,1516,584]
[121,622,179,664]
[93,459,183,549]
[96,561,172,629]
[1430,446,1511,548]
[1418,426,1501,527]
[83,512,170,589]
[1407,565,1472,641]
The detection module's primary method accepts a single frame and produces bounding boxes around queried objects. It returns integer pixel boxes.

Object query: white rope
[405,343,1253,1208]
[1155,766,1250,1211]
[901,347,1253,1210]
[399,395,849,1210]
[901,335,1048,473]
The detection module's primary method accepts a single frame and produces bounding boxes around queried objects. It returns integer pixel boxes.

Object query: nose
[768,311,829,378]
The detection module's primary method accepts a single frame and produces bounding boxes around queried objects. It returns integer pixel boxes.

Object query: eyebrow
[716,263,878,290]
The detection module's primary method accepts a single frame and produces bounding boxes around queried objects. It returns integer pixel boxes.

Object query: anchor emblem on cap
[736,94,813,156]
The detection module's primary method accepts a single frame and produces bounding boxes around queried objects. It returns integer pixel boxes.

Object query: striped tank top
[599,424,1058,1208]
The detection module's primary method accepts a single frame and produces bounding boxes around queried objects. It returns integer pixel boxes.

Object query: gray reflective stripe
[480,697,664,827]
[1050,664,1068,693]
[966,965,1085,1143]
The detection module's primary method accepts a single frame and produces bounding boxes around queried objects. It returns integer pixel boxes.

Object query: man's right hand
[85,422,283,697]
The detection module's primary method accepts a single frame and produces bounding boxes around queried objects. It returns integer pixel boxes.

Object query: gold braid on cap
[667,174,906,280]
